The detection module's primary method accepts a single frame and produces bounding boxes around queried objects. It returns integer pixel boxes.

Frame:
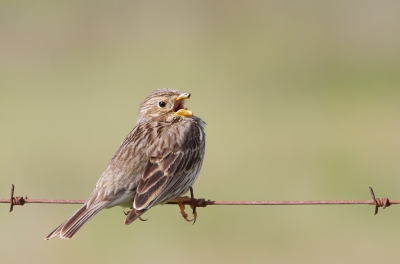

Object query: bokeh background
[1,1,400,263]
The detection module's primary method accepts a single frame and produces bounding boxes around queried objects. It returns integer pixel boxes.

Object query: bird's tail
[45,201,108,240]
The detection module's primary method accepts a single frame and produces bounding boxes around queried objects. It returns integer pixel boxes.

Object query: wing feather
[128,119,205,220]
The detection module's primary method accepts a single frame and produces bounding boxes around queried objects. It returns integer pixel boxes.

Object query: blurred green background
[1,1,400,263]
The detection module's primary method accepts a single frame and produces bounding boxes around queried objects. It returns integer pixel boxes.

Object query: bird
[45,88,206,240]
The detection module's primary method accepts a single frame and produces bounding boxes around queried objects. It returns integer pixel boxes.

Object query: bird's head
[137,88,193,123]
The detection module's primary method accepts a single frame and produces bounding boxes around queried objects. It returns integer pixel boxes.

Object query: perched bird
[45,88,206,240]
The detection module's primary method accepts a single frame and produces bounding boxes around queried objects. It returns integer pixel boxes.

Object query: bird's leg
[189,186,197,224]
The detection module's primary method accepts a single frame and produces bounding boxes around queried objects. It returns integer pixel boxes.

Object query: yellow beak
[174,93,193,117]
[175,109,193,117]
[176,93,191,101]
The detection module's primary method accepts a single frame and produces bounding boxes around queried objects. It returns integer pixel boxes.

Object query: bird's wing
[133,120,204,211]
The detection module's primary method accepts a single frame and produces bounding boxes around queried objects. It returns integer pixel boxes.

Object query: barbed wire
[0,184,396,215]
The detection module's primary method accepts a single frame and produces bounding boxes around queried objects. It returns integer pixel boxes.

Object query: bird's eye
[158,101,166,108]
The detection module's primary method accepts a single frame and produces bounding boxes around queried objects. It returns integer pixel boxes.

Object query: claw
[178,202,194,222]
[123,208,131,216]
[189,186,197,224]
[124,208,148,221]
[189,204,197,224]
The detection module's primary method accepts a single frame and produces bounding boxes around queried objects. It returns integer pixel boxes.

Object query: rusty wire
[0,184,396,215]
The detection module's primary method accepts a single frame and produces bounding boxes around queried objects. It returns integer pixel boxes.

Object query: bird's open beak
[176,93,191,101]
[174,93,193,117]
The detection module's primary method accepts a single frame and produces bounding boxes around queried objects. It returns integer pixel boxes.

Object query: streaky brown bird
[45,88,206,239]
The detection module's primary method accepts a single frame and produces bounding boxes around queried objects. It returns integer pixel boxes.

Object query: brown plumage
[45,88,206,240]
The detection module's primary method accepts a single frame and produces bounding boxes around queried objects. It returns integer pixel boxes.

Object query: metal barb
[9,184,27,212]
[369,186,391,215]
[9,184,14,213]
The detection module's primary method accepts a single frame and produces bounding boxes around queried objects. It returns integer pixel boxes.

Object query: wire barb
[9,184,27,212]
[369,186,391,215]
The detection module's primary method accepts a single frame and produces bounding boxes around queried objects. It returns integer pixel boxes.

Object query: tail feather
[45,202,108,240]
[45,222,65,240]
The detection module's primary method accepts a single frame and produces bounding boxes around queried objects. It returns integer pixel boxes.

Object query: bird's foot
[175,196,195,222]
[175,186,198,224]
[123,208,130,216]
[123,208,147,221]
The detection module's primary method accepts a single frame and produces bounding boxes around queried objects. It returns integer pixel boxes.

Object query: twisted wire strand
[0,184,397,215]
